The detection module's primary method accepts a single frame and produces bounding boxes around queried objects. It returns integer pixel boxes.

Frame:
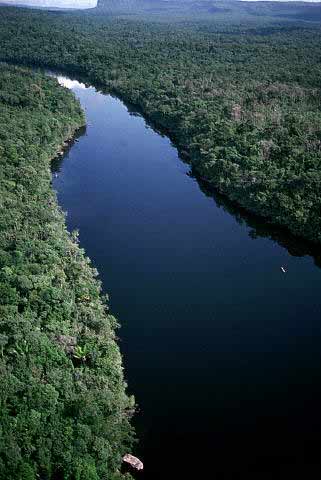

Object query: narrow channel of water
[52,75,321,478]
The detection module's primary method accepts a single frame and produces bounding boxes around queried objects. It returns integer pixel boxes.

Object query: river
[52,75,321,478]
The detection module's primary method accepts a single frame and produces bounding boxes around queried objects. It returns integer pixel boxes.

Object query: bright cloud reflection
[57,76,87,90]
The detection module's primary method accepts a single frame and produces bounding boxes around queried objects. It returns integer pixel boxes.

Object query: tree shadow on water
[51,124,87,174]
[189,168,321,270]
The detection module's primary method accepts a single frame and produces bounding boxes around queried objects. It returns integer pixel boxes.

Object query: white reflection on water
[57,76,87,90]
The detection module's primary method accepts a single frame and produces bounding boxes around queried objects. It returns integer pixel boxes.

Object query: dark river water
[52,76,321,478]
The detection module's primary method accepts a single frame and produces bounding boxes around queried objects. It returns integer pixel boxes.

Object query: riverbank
[50,73,321,480]
[56,67,321,247]
[0,7,320,244]
[0,64,134,479]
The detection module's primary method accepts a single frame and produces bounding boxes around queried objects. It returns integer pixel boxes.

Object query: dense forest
[0,1,321,478]
[0,64,134,480]
[0,0,320,242]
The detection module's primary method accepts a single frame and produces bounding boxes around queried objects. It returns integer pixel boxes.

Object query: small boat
[280,266,286,273]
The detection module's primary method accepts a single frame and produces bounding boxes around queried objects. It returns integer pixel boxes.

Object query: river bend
[52,75,321,478]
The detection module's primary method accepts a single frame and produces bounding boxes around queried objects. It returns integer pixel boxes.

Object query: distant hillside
[95,0,230,16]
[94,0,321,23]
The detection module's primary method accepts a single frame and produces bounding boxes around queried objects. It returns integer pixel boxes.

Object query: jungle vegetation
[0,0,320,242]
[0,64,134,480]
[0,1,321,476]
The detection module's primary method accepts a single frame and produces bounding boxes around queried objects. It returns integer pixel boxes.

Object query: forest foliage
[0,64,134,480]
[0,1,320,478]
[0,1,320,241]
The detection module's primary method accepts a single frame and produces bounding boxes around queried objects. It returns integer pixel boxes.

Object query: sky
[242,0,320,3]
[0,0,97,8]
[1,0,320,9]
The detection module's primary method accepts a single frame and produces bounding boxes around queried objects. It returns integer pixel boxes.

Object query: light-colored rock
[123,454,144,471]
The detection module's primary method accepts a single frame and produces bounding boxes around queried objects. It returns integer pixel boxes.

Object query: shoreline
[0,66,135,479]
[43,65,321,249]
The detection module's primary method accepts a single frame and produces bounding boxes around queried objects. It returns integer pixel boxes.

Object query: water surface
[53,75,321,478]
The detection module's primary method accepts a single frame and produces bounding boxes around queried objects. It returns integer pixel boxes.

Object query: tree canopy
[0,64,134,480]
[0,3,320,241]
